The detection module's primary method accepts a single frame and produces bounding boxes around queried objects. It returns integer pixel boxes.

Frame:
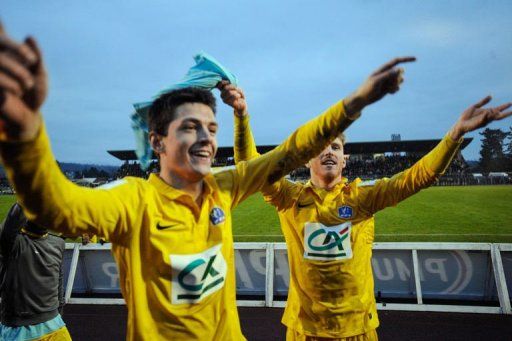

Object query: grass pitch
[1,185,510,243]
[232,185,512,243]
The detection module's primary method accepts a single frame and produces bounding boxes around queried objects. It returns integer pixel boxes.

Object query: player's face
[160,103,218,183]
[308,137,345,180]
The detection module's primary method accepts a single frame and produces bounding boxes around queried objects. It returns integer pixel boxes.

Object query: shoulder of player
[211,166,237,188]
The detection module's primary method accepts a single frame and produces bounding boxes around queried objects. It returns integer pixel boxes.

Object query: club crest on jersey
[304,222,353,261]
[170,244,227,304]
[338,206,353,219]
[209,207,225,226]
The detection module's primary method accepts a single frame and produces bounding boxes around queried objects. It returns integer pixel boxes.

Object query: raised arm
[216,57,417,207]
[218,81,300,209]
[0,23,138,242]
[358,96,512,214]
[217,81,259,162]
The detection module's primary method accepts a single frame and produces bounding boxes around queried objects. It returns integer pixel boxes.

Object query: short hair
[148,87,216,136]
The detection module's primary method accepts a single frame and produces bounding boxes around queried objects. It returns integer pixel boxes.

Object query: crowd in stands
[0,153,508,192]
[107,153,512,187]
[212,156,235,167]
[289,153,469,182]
[114,161,160,179]
[343,153,468,179]
[115,157,230,180]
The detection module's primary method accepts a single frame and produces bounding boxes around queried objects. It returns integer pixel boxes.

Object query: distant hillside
[0,163,119,177]
[57,163,119,175]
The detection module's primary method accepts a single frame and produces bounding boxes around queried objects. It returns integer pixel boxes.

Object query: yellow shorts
[36,326,72,341]
[286,328,378,341]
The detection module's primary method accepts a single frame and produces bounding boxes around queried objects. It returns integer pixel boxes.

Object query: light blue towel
[131,52,238,170]
[0,314,66,340]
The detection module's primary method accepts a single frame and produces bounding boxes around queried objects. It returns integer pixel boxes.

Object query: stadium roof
[108,137,473,161]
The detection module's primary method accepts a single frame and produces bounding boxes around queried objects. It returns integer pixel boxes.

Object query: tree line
[479,127,512,173]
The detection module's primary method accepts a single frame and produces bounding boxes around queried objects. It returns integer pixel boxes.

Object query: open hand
[450,96,512,140]
[0,22,47,141]
[344,57,416,117]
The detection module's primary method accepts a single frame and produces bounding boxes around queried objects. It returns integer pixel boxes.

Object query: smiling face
[153,102,218,184]
[307,137,346,184]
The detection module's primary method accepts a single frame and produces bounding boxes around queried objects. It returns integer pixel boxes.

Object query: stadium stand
[108,136,511,186]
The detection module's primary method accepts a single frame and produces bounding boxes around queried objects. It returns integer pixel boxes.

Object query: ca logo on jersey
[304,222,353,261]
[170,244,227,304]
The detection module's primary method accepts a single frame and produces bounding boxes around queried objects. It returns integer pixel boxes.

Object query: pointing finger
[472,96,492,109]
[372,56,416,76]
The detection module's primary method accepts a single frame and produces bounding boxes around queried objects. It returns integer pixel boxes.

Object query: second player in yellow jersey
[226,80,512,339]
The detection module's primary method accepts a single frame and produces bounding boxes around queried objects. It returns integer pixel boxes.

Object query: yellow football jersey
[233,115,462,338]
[0,100,354,340]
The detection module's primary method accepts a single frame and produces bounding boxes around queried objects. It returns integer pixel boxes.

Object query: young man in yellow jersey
[224,81,511,340]
[0,21,419,340]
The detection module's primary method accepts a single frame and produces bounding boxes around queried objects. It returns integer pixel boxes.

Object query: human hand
[343,56,416,118]
[450,96,512,140]
[0,21,47,141]
[217,80,247,117]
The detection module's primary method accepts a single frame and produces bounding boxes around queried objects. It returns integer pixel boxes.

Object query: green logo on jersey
[307,228,349,252]
[171,244,227,304]
[304,222,352,260]
[177,254,224,300]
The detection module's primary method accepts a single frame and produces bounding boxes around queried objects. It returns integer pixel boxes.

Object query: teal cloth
[131,52,238,170]
[0,314,66,340]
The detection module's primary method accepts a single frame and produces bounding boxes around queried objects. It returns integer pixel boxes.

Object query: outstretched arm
[359,96,512,214]
[0,23,138,242]
[0,22,45,142]
[217,57,416,207]
[449,96,512,140]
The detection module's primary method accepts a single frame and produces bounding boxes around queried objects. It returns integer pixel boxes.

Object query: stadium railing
[62,242,512,315]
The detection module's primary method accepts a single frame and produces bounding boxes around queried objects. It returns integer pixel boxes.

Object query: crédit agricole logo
[170,244,227,304]
[304,222,353,260]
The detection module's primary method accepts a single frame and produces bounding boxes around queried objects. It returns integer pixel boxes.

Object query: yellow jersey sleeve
[233,112,293,208]
[233,114,259,162]
[262,178,301,211]
[226,99,354,208]
[357,133,463,215]
[0,124,141,243]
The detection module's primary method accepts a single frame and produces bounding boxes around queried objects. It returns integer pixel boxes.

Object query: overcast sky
[2,0,511,165]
